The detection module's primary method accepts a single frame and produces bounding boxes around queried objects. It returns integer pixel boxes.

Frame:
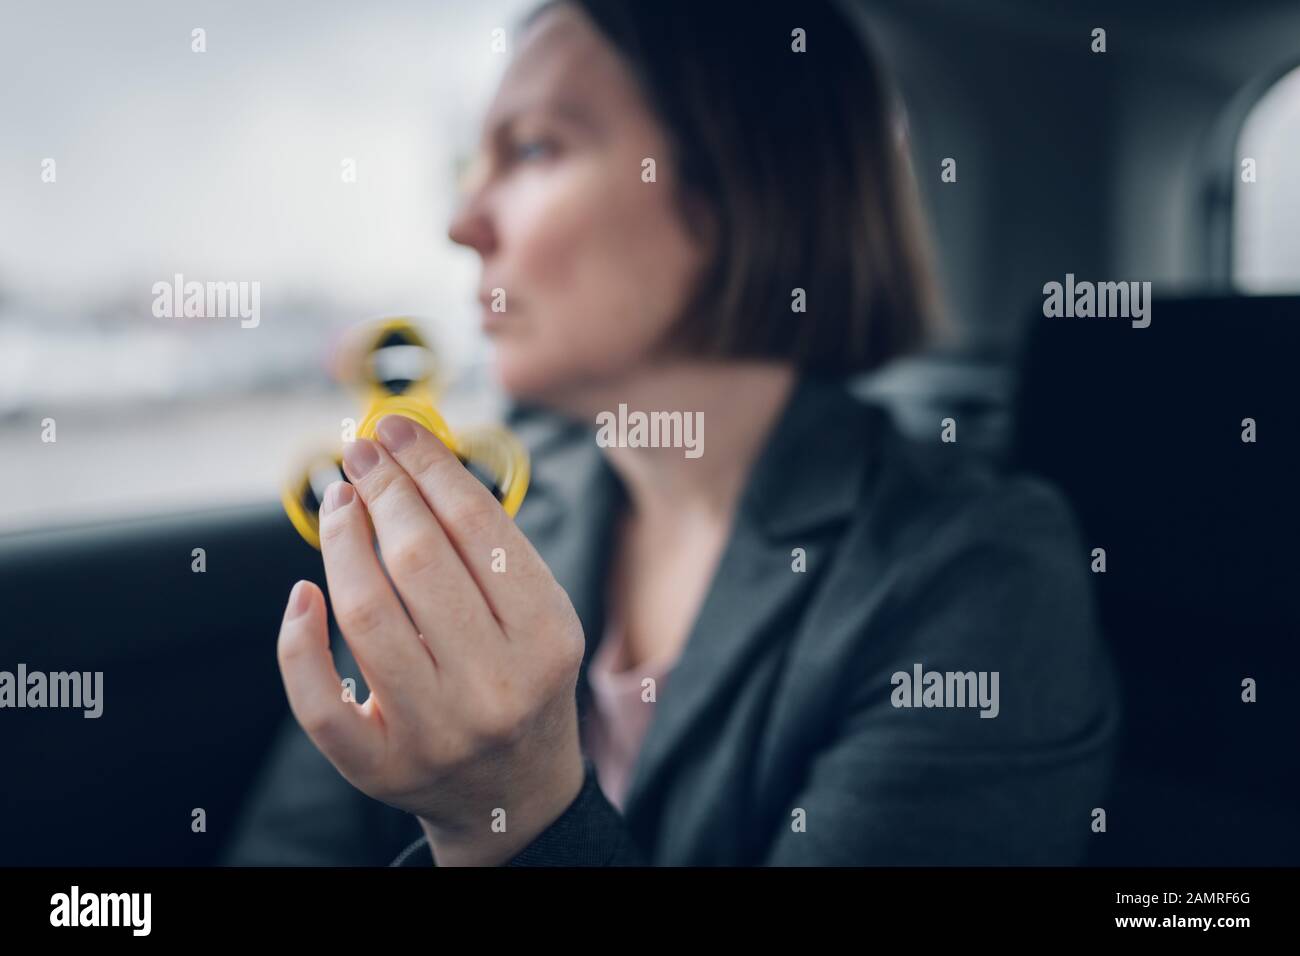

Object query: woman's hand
[275,414,587,866]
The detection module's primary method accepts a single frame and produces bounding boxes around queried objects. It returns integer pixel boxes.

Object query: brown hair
[523,0,946,375]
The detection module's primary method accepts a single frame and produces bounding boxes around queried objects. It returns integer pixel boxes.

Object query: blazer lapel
[618,373,877,827]
[511,375,878,837]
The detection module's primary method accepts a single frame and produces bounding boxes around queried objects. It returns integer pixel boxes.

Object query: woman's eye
[513,138,556,162]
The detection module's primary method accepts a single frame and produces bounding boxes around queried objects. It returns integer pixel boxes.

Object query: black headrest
[1011,293,1299,787]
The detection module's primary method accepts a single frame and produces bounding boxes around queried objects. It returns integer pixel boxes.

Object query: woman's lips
[480,302,509,333]
[477,286,517,333]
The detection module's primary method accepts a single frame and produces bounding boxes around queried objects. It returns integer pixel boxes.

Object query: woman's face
[448,4,713,406]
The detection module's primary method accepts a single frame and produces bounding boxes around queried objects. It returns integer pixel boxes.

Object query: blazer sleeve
[389,757,648,866]
[757,479,1121,865]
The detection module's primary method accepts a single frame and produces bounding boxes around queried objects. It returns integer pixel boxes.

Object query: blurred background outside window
[0,0,531,533]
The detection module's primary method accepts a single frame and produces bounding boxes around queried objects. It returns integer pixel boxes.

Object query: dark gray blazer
[223,372,1120,866]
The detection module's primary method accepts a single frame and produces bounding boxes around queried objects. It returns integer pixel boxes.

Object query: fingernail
[342,438,379,478]
[376,414,417,453]
[286,580,312,619]
[320,480,355,516]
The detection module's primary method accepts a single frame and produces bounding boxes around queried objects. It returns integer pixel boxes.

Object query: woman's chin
[492,357,602,420]
[491,353,561,404]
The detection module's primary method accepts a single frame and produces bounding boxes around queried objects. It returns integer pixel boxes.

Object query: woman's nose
[447,198,496,257]
[448,154,496,255]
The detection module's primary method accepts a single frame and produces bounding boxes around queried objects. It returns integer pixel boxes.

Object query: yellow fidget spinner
[282,317,530,549]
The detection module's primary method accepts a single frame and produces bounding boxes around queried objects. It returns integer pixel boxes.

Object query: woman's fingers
[277,579,383,776]
[339,437,496,650]
[317,480,435,725]
[373,414,559,632]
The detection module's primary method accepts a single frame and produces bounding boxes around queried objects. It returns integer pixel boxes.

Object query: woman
[225,0,1118,866]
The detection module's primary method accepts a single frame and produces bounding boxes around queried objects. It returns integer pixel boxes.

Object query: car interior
[3,0,1298,866]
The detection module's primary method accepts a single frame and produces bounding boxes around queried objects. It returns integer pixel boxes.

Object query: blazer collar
[740,371,878,540]
[512,372,879,834]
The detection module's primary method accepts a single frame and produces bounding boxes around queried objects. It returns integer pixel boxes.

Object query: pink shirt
[580,618,680,813]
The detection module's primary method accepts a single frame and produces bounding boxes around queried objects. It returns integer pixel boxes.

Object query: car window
[0,0,529,534]
[1233,63,1300,292]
